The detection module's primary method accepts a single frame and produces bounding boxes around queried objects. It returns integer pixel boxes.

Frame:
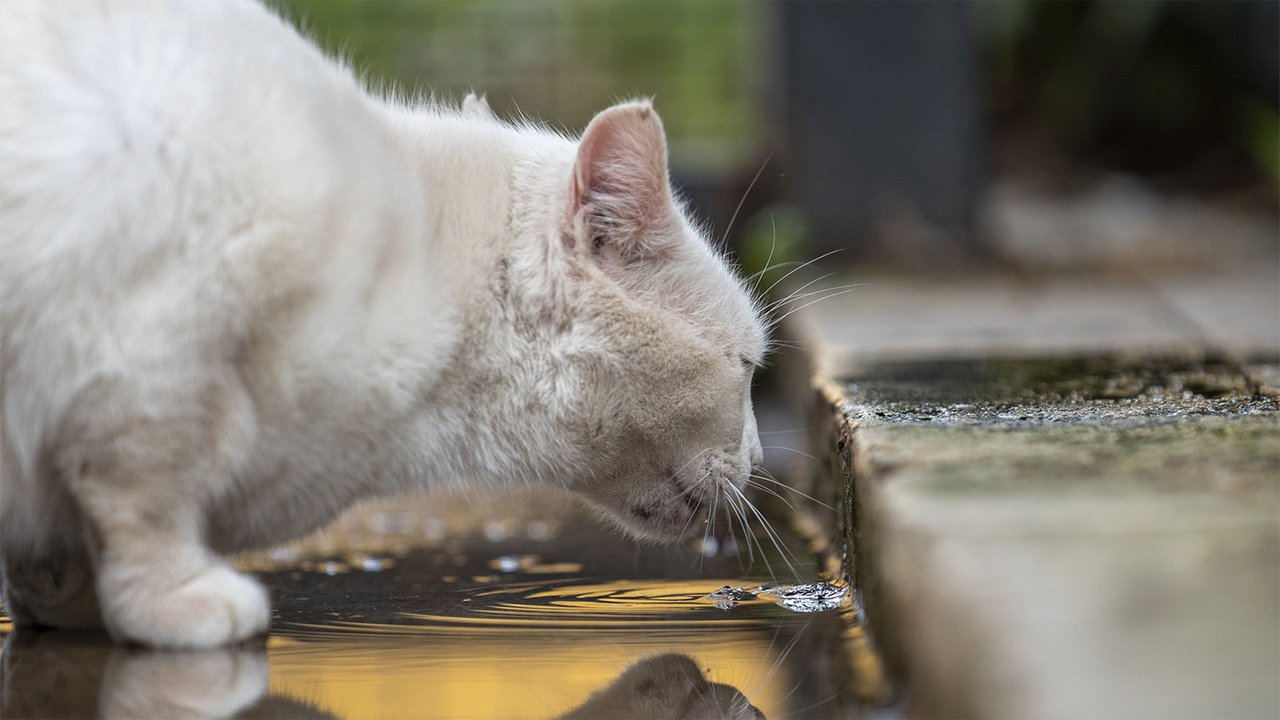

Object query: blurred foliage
[270,0,765,175]
[1238,98,1279,185]
[973,0,1279,191]
[265,0,1275,255]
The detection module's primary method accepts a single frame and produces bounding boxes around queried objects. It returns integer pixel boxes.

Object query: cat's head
[551,101,768,543]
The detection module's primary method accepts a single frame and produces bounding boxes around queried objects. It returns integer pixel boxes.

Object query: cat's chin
[606,515,703,546]
[575,479,711,545]
[584,497,701,546]
[610,497,706,545]
[584,455,752,545]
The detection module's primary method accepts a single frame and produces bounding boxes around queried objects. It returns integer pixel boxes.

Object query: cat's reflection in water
[0,630,332,720]
[2,632,761,720]
[561,653,765,720]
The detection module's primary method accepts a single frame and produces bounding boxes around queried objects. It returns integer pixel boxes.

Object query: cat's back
[0,0,432,502]
[0,0,426,359]
[0,0,373,272]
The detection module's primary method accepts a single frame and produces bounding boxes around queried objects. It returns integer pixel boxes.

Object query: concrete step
[786,270,1280,718]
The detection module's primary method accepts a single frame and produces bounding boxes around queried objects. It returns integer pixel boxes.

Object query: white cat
[0,0,767,647]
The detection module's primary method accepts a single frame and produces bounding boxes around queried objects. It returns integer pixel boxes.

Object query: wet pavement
[1,486,882,720]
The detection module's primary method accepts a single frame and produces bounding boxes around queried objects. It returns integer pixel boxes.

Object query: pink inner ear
[568,103,671,230]
[569,162,586,220]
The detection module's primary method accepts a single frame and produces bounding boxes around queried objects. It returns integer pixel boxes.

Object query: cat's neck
[384,107,572,289]
[357,106,585,488]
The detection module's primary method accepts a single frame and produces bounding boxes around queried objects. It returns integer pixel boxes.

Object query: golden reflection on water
[268,630,782,719]
[265,579,792,719]
[2,492,855,719]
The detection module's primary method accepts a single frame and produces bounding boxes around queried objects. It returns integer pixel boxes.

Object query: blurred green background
[274,0,767,177]
[271,0,1278,274]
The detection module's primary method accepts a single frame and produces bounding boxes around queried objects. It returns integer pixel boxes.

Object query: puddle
[1,501,870,719]
[253,543,852,719]
[264,579,816,719]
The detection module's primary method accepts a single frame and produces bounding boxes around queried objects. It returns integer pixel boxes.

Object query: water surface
[2,497,864,719]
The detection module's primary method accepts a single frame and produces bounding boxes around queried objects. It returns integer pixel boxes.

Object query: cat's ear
[462,92,494,119]
[569,101,678,255]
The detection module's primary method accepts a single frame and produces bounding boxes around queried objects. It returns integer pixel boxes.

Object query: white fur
[0,0,766,647]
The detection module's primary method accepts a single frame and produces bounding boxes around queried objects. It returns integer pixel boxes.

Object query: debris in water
[757,582,849,613]
[708,582,849,613]
[708,585,757,610]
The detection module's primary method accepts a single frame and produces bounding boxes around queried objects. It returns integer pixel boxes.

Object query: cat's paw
[103,565,270,648]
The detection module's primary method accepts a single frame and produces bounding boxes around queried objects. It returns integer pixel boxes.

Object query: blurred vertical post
[777,2,988,263]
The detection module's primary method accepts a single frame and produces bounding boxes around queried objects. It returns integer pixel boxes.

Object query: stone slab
[1149,268,1280,360]
[793,271,1279,375]
[787,272,1280,719]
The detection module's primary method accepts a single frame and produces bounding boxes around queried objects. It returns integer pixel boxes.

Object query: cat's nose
[748,435,763,467]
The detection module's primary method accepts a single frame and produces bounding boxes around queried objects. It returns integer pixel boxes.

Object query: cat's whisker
[750,470,834,510]
[699,488,721,572]
[743,479,803,515]
[749,246,837,283]
[750,213,779,295]
[767,281,864,315]
[673,448,713,481]
[757,244,839,293]
[761,445,819,461]
[674,469,717,510]
[744,512,778,581]
[749,624,808,702]
[764,339,809,352]
[724,495,752,574]
[719,488,749,565]
[748,479,834,514]
[678,494,704,539]
[723,488,770,580]
[744,625,786,692]
[774,676,813,714]
[759,248,842,298]
[730,488,761,572]
[721,489,749,568]
[770,286,863,325]
[745,493,806,580]
[785,689,849,717]
[701,497,711,568]
[720,154,772,249]
[764,272,836,313]
[727,484,802,580]
[747,257,808,284]
[765,283,865,326]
